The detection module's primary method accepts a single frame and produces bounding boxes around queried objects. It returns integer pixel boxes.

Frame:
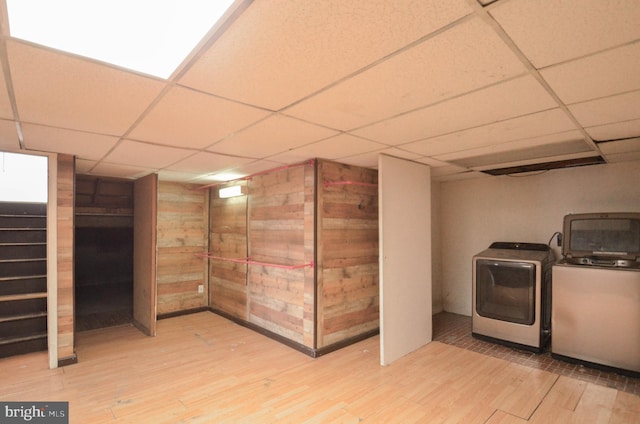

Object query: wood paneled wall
[209,182,248,320]
[56,154,75,364]
[316,160,379,348]
[156,182,208,315]
[208,159,378,354]
[247,163,315,347]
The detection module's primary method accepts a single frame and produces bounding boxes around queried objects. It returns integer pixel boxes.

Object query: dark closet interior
[75,175,134,331]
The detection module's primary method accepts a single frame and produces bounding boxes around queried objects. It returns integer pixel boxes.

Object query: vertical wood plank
[56,154,75,364]
[133,173,157,336]
[247,163,313,347]
[156,181,208,315]
[209,182,248,320]
[316,159,379,348]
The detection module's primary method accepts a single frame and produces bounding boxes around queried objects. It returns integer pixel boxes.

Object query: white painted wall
[436,160,640,316]
[431,181,443,314]
[379,155,431,365]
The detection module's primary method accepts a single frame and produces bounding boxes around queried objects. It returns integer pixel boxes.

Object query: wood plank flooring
[1,312,639,423]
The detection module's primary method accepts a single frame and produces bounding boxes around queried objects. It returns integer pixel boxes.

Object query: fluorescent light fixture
[219,185,243,198]
[6,0,236,79]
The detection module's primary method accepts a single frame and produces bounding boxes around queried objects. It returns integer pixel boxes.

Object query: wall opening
[75,175,133,331]
[0,151,48,358]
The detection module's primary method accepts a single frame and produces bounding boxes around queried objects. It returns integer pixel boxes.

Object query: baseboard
[209,307,378,358]
[157,307,210,320]
[57,353,78,367]
[551,352,640,379]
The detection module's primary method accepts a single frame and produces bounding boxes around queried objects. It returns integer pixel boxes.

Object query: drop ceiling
[0,0,639,183]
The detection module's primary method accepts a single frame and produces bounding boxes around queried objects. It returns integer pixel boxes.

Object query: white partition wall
[378,154,432,365]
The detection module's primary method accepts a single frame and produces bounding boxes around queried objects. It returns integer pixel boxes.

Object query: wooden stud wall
[156,182,208,316]
[316,160,379,348]
[209,182,248,320]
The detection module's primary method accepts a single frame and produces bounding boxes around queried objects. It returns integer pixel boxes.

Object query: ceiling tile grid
[21,124,119,161]
[539,42,640,105]
[8,41,166,136]
[127,86,272,149]
[206,113,339,158]
[400,109,580,158]
[179,0,474,110]
[351,75,558,146]
[0,1,638,181]
[489,0,640,69]
[284,17,528,131]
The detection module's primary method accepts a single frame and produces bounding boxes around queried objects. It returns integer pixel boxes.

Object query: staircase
[0,202,48,358]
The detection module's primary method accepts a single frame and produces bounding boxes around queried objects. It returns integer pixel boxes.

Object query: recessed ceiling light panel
[6,0,235,79]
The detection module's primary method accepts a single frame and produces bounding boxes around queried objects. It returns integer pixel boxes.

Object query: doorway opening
[75,175,133,331]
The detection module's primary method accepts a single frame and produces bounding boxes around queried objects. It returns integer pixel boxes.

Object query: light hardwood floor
[1,312,639,423]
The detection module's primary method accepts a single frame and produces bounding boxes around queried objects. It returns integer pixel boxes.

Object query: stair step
[0,202,46,216]
[0,333,47,346]
[0,242,47,246]
[0,292,47,302]
[0,228,46,231]
[0,214,45,218]
[0,275,47,283]
[0,312,47,323]
[0,230,46,244]
[0,259,47,278]
[0,258,46,264]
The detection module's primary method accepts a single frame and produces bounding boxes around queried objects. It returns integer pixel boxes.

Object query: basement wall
[437,159,640,316]
[156,181,208,316]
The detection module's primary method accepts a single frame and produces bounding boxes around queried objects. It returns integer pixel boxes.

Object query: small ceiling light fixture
[218,185,243,199]
[6,0,236,79]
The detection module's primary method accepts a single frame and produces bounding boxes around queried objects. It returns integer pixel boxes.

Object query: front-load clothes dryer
[472,242,554,352]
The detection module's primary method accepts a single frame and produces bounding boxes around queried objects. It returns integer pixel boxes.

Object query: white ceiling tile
[469,151,603,172]
[352,75,558,145]
[598,138,640,155]
[284,17,527,130]
[569,90,640,128]
[338,151,380,169]
[166,151,253,174]
[434,170,488,182]
[8,41,165,135]
[0,71,14,120]
[90,162,156,179]
[180,0,473,110]
[430,164,469,177]
[128,86,271,149]
[339,147,423,169]
[605,152,640,163]
[75,159,96,174]
[208,114,338,158]
[21,123,119,160]
[156,170,209,183]
[540,43,640,104]
[376,148,423,162]
[490,0,640,68]
[214,159,286,181]
[585,118,640,142]
[104,140,195,168]
[434,130,589,162]
[267,133,385,163]
[0,119,20,152]
[401,109,578,157]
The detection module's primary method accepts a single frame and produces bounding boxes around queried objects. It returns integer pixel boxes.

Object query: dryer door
[475,259,536,325]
